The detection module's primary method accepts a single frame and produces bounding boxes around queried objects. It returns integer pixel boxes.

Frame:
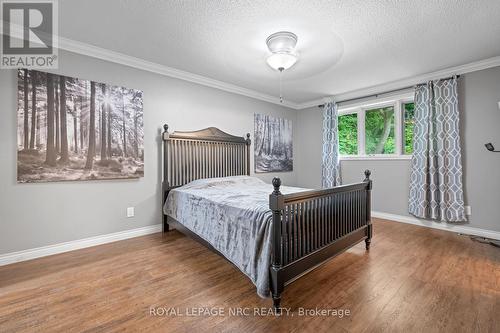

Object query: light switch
[127,207,135,218]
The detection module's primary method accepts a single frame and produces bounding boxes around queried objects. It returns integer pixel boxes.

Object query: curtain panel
[321,101,341,188]
[408,77,466,222]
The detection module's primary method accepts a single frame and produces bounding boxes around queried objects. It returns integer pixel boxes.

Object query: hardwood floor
[0,218,498,333]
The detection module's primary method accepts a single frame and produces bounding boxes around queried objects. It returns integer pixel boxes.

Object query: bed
[161,125,372,311]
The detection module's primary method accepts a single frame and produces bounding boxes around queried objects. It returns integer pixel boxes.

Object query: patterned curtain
[321,101,341,188]
[408,77,466,222]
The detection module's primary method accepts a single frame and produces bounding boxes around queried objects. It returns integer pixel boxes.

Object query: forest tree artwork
[17,69,144,183]
[254,114,293,172]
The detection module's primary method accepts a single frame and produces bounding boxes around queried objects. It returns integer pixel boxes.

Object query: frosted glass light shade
[266,52,298,71]
[265,31,299,71]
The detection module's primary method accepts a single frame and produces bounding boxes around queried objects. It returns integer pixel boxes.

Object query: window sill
[339,155,412,161]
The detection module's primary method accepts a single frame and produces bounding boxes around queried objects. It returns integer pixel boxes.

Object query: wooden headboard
[162,124,251,191]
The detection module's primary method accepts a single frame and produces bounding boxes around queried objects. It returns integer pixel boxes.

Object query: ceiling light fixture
[266,31,299,103]
[266,31,299,71]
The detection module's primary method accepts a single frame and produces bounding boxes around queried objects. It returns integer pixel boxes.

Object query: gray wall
[1,52,498,256]
[296,66,500,232]
[0,50,298,255]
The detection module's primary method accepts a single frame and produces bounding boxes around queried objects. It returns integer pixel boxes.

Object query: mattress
[163,175,309,297]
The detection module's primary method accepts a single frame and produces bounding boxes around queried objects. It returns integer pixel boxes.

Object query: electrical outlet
[127,207,135,218]
[464,206,471,216]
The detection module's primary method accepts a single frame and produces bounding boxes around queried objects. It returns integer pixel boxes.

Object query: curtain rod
[318,75,460,108]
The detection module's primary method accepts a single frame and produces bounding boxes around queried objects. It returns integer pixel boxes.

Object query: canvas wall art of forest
[254,114,293,173]
[17,69,144,183]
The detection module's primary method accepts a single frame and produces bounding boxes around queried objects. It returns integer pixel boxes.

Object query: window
[338,113,358,155]
[403,102,415,154]
[337,95,415,159]
[365,106,395,155]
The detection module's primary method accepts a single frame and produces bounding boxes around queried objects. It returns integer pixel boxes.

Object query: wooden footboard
[269,170,372,310]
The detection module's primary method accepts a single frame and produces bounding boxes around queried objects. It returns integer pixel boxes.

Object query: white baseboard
[0,224,162,267]
[1,212,498,267]
[372,211,500,240]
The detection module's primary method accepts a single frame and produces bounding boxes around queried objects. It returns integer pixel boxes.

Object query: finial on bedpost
[364,169,371,181]
[364,170,372,190]
[272,177,282,195]
[162,124,170,141]
[245,133,251,145]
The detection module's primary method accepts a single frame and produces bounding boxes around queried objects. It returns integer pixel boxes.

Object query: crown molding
[297,98,328,110]
[1,26,302,108]
[297,56,500,110]
[6,26,497,111]
[55,36,301,109]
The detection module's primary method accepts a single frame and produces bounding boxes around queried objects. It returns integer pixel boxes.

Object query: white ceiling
[59,0,500,105]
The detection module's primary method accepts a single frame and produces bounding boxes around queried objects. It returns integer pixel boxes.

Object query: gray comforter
[163,176,308,297]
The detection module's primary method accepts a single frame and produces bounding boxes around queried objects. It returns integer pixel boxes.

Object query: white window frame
[338,93,414,160]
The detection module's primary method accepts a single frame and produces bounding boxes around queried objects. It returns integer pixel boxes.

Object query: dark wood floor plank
[0,219,498,333]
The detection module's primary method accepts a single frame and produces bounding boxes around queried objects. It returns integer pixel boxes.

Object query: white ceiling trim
[0,20,300,108]
[59,35,499,111]
[5,21,498,111]
[57,36,302,109]
[298,56,500,110]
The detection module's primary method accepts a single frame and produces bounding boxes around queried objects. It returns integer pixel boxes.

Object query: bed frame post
[269,177,284,313]
[364,170,372,250]
[245,133,251,176]
[162,124,170,233]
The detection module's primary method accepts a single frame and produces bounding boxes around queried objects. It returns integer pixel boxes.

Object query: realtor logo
[1,0,58,68]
